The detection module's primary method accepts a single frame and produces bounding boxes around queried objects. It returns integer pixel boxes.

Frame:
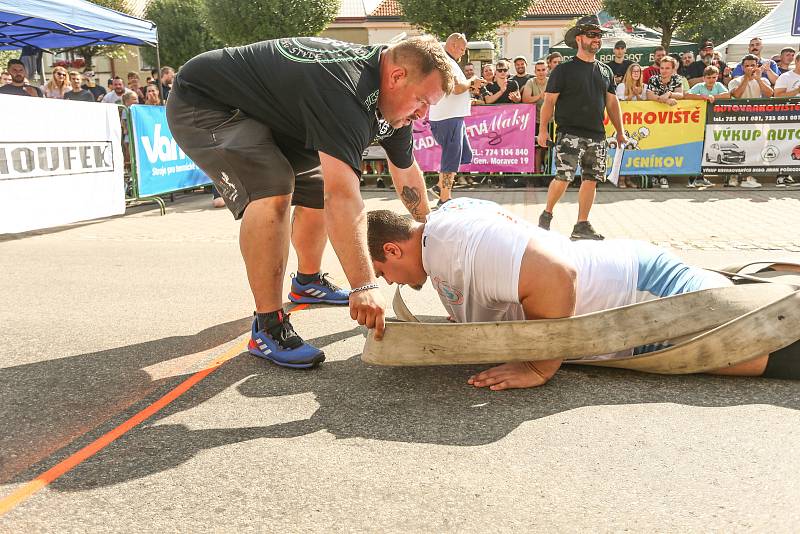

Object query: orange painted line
[0,304,310,517]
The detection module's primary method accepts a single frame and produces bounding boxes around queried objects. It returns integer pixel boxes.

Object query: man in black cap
[685,40,715,86]
[606,40,633,85]
[536,15,626,241]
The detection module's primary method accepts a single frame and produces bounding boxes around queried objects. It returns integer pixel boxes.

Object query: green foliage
[203,0,341,46]
[398,0,531,41]
[603,0,707,49]
[71,0,132,69]
[0,50,18,70]
[676,0,770,46]
[142,0,222,68]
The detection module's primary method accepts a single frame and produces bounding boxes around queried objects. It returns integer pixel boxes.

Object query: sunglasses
[496,68,508,72]
[582,31,603,38]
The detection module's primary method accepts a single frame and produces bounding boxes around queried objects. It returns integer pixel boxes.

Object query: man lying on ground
[367,198,800,390]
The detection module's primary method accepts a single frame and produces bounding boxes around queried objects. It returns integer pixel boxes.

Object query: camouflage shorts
[553,132,607,182]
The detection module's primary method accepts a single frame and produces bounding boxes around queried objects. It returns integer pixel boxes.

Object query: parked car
[791,145,800,160]
[706,142,746,164]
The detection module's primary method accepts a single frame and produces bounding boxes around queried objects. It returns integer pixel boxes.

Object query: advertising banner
[701,98,800,174]
[129,105,210,196]
[0,96,124,234]
[603,100,706,175]
[412,104,536,173]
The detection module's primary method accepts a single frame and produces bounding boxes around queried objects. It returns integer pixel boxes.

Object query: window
[532,36,551,62]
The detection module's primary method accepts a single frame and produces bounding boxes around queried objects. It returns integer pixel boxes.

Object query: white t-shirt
[421,198,640,324]
[101,89,134,104]
[428,55,471,121]
[775,70,800,93]
[615,83,647,101]
[727,76,765,99]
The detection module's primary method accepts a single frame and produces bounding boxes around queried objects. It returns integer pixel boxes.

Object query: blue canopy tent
[0,0,158,50]
[0,0,160,92]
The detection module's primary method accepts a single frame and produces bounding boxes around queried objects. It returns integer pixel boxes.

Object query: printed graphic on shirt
[274,37,380,64]
[433,276,464,305]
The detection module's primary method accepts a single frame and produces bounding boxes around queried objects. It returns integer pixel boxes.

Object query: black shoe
[376,177,386,189]
[538,210,553,230]
[359,176,366,187]
[570,221,605,240]
[432,199,450,210]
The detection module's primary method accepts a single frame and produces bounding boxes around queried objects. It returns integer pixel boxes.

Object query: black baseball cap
[614,40,627,49]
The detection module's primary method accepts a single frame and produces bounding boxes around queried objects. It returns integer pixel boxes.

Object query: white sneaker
[776,176,788,187]
[659,177,669,189]
[686,179,696,188]
[698,178,714,187]
[739,176,762,188]
[727,176,738,187]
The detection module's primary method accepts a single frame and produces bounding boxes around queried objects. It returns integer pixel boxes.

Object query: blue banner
[130,105,210,196]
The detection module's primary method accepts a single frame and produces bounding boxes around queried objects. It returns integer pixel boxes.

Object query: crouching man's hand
[468,358,562,391]
[350,287,386,340]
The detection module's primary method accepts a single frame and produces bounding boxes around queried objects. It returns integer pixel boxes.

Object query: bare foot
[467,362,550,391]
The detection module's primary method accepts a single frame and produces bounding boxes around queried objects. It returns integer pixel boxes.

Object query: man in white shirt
[774,60,800,97]
[101,76,136,104]
[427,33,483,208]
[728,55,774,99]
[367,198,799,389]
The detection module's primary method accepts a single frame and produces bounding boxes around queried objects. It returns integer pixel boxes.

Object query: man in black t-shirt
[606,40,633,85]
[484,59,521,104]
[166,36,453,368]
[63,70,95,102]
[0,59,42,97]
[537,16,625,241]
[684,41,714,85]
[511,55,532,88]
[81,69,106,102]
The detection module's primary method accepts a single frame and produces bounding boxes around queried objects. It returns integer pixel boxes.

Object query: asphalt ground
[1,186,800,532]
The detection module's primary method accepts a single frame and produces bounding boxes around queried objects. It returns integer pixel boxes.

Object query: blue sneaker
[288,273,350,305]
[248,313,325,369]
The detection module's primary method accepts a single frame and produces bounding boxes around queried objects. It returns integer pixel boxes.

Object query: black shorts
[166,88,324,218]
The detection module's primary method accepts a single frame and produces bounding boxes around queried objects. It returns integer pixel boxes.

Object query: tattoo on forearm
[400,185,423,220]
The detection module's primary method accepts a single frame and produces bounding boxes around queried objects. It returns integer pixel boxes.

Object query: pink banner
[412,104,536,172]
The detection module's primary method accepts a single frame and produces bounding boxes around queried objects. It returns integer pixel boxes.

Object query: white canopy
[717,0,800,61]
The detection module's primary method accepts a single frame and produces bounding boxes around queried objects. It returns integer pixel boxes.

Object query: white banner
[0,95,125,234]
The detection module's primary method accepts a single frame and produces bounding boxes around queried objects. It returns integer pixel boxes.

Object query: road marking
[0,304,310,516]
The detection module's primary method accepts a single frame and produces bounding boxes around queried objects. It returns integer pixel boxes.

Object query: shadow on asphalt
[0,316,252,484]
[8,322,795,492]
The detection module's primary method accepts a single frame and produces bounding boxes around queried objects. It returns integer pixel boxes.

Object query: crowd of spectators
[457,34,799,188]
[0,58,173,107]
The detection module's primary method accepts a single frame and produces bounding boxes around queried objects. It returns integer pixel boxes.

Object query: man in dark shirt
[0,59,42,97]
[685,41,715,86]
[511,55,532,88]
[484,59,521,104]
[63,70,96,102]
[159,66,174,101]
[166,36,452,368]
[81,69,106,102]
[606,40,633,85]
[537,15,625,241]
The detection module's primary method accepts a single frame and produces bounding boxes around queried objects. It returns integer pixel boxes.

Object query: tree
[398,0,531,41]
[203,0,341,46]
[142,0,222,68]
[603,0,707,49]
[70,0,132,69]
[676,0,769,47]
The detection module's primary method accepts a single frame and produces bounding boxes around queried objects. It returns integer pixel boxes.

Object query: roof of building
[366,0,601,18]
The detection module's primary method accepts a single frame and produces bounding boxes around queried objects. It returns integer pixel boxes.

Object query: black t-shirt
[545,57,615,140]
[174,37,414,175]
[512,74,532,88]
[485,80,520,104]
[684,60,708,80]
[606,59,633,80]
[0,84,42,97]
[82,84,106,101]
[63,89,96,102]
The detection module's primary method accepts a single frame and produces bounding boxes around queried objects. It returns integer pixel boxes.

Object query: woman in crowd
[43,66,71,99]
[144,83,162,105]
[616,63,646,101]
[614,63,646,189]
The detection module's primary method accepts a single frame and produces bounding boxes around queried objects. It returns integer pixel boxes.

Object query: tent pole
[154,28,163,102]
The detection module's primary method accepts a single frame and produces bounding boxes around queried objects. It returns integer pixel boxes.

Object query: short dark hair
[160,66,174,76]
[7,58,24,69]
[367,210,414,262]
[781,47,796,55]
[112,76,123,81]
[741,53,759,65]
[654,46,666,53]
[546,52,562,62]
